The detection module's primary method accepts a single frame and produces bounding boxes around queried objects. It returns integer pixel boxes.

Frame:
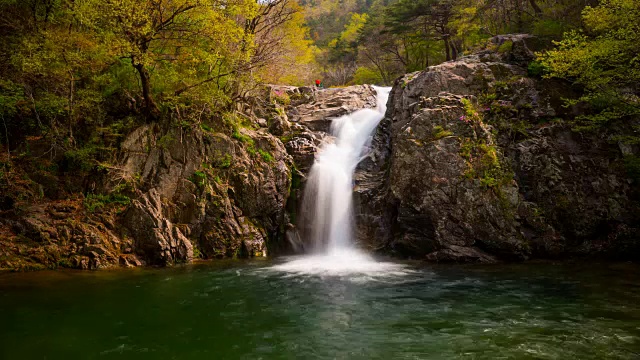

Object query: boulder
[354,34,640,262]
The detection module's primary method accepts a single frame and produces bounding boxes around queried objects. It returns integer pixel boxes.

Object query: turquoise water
[1,259,639,359]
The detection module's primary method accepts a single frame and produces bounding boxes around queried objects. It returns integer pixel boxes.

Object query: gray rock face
[509,126,638,257]
[276,85,378,174]
[286,85,377,132]
[122,189,193,266]
[118,123,291,265]
[354,35,640,262]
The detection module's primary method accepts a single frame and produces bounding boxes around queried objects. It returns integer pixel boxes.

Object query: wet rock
[286,85,377,132]
[425,245,497,263]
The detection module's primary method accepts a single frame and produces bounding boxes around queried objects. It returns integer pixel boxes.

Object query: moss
[460,98,483,123]
[215,154,232,169]
[84,193,131,213]
[497,40,513,54]
[57,258,73,268]
[432,125,453,140]
[156,134,174,149]
[189,170,207,189]
[275,106,286,117]
[271,91,291,106]
[459,138,513,190]
[258,149,274,162]
[200,123,214,132]
[279,130,303,143]
[192,245,202,259]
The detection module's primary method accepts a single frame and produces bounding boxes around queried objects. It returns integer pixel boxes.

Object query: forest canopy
[0,0,316,157]
[303,0,600,86]
[0,0,638,161]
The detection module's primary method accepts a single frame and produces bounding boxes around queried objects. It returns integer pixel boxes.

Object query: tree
[78,0,258,119]
[386,0,457,61]
[250,0,318,86]
[539,0,640,129]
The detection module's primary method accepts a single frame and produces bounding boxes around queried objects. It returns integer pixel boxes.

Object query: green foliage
[461,98,483,123]
[624,155,640,182]
[432,125,453,140]
[497,41,513,54]
[157,134,174,150]
[532,19,567,37]
[303,0,591,86]
[0,0,316,173]
[200,123,213,133]
[63,147,97,172]
[272,91,291,106]
[527,61,547,78]
[351,66,384,85]
[84,193,131,213]
[192,246,202,259]
[539,0,640,130]
[0,79,25,118]
[246,144,257,156]
[232,130,254,145]
[215,154,232,169]
[189,170,207,189]
[258,149,274,162]
[460,138,513,190]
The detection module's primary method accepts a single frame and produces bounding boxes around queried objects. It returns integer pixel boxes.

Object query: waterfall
[268,86,407,277]
[300,86,391,253]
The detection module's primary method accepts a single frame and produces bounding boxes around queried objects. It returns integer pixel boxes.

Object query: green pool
[1,258,639,359]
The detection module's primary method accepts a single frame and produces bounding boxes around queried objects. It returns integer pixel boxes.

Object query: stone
[353,34,640,262]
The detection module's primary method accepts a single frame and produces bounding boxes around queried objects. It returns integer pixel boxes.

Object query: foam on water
[269,249,411,278]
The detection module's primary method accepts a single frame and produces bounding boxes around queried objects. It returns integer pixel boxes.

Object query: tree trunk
[528,0,543,17]
[443,36,451,61]
[134,63,159,121]
[450,38,459,61]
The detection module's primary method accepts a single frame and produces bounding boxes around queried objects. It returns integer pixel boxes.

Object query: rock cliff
[0,119,291,270]
[355,35,640,262]
[2,35,638,271]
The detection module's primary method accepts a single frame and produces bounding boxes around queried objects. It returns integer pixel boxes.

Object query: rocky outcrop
[0,199,141,271]
[272,85,378,174]
[117,122,291,265]
[285,85,377,132]
[355,34,640,262]
[0,114,292,270]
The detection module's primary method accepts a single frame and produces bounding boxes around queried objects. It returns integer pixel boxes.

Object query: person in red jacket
[315,79,321,88]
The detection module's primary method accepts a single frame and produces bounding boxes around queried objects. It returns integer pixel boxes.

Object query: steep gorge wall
[355,35,640,262]
[3,35,638,271]
[0,120,292,270]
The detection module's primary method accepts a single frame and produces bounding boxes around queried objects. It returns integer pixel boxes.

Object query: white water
[271,86,408,277]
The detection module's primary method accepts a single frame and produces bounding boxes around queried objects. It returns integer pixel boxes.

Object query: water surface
[1,259,639,359]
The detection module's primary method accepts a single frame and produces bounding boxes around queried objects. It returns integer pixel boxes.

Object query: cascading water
[271,86,407,276]
[300,86,391,253]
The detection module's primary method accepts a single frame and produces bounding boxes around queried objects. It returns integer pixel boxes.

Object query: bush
[527,61,547,78]
[624,155,640,182]
[84,193,131,213]
[351,66,384,85]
